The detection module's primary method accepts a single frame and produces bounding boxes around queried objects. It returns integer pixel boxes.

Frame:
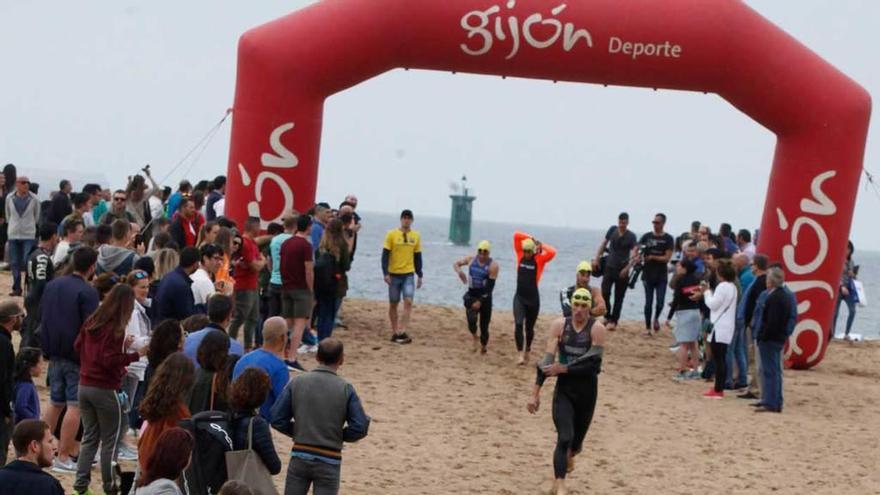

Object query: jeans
[601,266,628,323]
[74,385,124,494]
[758,341,784,411]
[285,457,341,495]
[726,321,749,388]
[832,291,857,337]
[642,278,667,328]
[230,289,260,348]
[7,238,35,294]
[316,295,339,342]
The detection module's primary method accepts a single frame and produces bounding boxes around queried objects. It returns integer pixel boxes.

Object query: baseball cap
[571,288,593,305]
[15,176,30,184]
[521,238,536,252]
[0,301,24,321]
[477,240,491,252]
[576,261,592,273]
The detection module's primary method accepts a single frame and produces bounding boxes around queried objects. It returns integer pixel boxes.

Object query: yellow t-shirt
[383,228,422,275]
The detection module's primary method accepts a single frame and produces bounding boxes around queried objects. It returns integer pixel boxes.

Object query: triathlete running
[453,240,500,353]
[560,261,606,319]
[528,288,606,495]
[513,232,556,365]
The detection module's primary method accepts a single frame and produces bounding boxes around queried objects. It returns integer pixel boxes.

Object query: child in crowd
[13,347,42,424]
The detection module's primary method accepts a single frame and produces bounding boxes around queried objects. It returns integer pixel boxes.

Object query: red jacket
[75,322,140,390]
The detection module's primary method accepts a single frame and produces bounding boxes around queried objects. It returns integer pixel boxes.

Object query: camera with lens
[627,244,649,288]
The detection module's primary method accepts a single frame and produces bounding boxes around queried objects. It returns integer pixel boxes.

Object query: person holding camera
[593,212,637,331]
[637,213,674,335]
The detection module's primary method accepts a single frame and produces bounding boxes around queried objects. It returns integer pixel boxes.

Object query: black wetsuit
[545,317,600,479]
[464,257,495,346]
[514,257,540,352]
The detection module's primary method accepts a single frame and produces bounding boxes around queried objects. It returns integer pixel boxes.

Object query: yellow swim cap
[571,288,593,306]
[576,261,592,273]
[477,240,491,252]
[521,238,536,252]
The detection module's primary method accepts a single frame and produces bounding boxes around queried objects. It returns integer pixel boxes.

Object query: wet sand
[4,274,878,493]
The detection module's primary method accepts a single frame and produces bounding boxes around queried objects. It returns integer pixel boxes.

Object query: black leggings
[643,278,667,328]
[552,375,598,479]
[513,295,539,352]
[465,297,492,346]
[711,339,728,393]
[601,266,628,323]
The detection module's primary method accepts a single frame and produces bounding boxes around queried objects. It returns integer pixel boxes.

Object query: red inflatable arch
[226,0,871,369]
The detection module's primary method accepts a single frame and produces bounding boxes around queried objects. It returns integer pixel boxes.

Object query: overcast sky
[1,1,878,247]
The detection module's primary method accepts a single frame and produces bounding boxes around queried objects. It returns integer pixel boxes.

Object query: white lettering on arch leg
[261,123,299,168]
[247,171,295,228]
[782,217,828,275]
[788,318,824,363]
[787,280,835,300]
[800,171,837,216]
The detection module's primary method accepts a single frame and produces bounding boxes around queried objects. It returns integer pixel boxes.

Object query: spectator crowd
[0,163,369,495]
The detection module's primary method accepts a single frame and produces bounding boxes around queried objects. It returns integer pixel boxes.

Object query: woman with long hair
[667,259,703,380]
[315,218,351,341]
[187,330,231,414]
[135,427,194,494]
[833,240,858,340]
[143,320,184,399]
[196,220,220,247]
[122,269,153,454]
[72,284,146,495]
[228,368,282,475]
[697,259,738,399]
[150,248,180,281]
[138,352,195,474]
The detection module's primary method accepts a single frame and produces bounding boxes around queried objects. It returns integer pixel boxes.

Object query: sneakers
[391,332,412,344]
[702,389,724,399]
[285,360,306,372]
[51,457,78,473]
[296,344,318,355]
[118,443,138,461]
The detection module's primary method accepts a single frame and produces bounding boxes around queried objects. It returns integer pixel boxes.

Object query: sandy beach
[4,273,879,494]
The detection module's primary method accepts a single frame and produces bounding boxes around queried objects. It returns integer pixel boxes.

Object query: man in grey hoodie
[4,176,40,296]
[97,219,141,277]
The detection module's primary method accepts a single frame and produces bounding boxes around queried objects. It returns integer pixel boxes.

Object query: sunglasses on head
[131,270,148,280]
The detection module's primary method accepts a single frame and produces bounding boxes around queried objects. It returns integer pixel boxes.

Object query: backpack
[313,250,339,298]
[179,410,233,495]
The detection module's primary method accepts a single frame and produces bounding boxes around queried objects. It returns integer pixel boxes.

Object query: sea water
[346,212,878,340]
